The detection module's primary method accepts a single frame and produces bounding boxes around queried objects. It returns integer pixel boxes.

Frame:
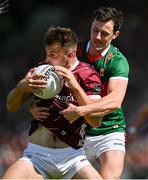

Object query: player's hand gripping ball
[33,64,63,99]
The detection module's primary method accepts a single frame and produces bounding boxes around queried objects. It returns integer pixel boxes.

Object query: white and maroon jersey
[29,61,102,149]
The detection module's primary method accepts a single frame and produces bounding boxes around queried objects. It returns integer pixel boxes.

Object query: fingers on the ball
[30,78,47,84]
[33,73,46,79]
[29,79,47,86]
[38,114,49,119]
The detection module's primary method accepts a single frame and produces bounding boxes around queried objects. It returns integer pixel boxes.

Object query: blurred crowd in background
[0,0,148,178]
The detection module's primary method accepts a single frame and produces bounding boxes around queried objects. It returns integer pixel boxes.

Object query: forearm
[85,109,115,117]
[7,85,32,112]
[82,79,128,116]
[85,116,103,127]
[77,91,120,116]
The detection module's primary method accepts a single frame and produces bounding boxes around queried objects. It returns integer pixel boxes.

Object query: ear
[112,31,120,40]
[67,52,74,58]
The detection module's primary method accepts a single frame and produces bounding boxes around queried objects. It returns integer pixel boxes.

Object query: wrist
[16,80,31,93]
[78,106,87,117]
[71,83,81,91]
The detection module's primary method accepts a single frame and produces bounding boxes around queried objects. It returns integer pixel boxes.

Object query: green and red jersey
[77,41,129,135]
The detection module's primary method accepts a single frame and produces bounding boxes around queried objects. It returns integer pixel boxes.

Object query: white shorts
[84,132,125,165]
[20,143,90,179]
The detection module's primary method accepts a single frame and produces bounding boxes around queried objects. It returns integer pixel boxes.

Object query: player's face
[90,19,119,53]
[45,42,68,67]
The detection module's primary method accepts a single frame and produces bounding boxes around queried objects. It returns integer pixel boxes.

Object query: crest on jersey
[100,68,105,76]
[104,52,113,64]
[99,52,113,77]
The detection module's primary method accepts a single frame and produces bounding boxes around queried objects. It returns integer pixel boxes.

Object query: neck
[87,42,110,57]
[89,46,105,56]
[68,57,79,70]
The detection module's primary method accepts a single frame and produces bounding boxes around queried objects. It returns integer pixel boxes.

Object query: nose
[96,32,101,40]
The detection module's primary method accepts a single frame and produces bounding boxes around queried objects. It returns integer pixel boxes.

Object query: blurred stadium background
[0,0,148,178]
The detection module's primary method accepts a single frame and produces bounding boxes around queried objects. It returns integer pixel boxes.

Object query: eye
[92,29,99,33]
[100,32,109,36]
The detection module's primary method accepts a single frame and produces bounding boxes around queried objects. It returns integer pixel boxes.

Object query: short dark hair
[92,7,124,32]
[43,26,78,48]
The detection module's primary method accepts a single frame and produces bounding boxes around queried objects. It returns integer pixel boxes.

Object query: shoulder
[74,62,101,84]
[74,62,102,94]
[103,45,129,78]
[106,45,129,72]
[110,45,128,63]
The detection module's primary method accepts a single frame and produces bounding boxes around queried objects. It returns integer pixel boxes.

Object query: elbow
[91,123,101,128]
[94,117,103,128]
[86,117,102,128]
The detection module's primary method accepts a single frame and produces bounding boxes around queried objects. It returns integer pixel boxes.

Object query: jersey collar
[69,59,79,70]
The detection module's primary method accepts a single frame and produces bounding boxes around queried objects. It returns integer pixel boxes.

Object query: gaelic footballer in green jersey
[77,41,129,135]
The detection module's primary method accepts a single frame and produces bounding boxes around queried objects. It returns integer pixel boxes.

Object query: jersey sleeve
[109,55,129,79]
[76,64,102,97]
